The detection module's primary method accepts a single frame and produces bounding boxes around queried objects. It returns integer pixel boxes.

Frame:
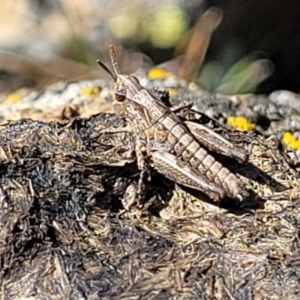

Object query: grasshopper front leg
[135,138,150,208]
[98,125,150,210]
[121,137,151,211]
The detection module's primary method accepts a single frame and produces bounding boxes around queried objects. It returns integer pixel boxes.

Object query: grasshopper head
[114,74,141,102]
[97,45,141,102]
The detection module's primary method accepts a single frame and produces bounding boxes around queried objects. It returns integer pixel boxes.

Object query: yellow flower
[227,116,256,132]
[282,132,300,150]
[148,68,173,80]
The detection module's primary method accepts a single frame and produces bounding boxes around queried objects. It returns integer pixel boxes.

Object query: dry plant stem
[176,7,223,81]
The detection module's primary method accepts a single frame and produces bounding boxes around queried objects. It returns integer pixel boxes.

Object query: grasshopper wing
[150,151,226,201]
[185,121,248,162]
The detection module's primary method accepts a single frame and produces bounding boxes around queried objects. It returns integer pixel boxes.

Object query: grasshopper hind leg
[151,151,226,202]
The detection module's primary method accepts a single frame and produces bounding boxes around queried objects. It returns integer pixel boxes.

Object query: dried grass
[1,85,300,300]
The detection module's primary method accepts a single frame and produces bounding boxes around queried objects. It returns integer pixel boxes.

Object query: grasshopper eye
[115,93,126,102]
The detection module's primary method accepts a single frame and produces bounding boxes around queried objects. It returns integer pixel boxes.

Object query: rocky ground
[1,72,300,299]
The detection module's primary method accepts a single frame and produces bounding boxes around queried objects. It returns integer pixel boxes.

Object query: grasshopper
[97,46,249,209]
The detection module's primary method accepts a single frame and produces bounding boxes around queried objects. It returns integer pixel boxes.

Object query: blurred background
[0,0,300,94]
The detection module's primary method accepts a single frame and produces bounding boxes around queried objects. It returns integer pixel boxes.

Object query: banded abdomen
[151,113,244,199]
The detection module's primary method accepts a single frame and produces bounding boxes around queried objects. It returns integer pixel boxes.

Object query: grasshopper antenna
[97,59,116,81]
[109,45,120,75]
